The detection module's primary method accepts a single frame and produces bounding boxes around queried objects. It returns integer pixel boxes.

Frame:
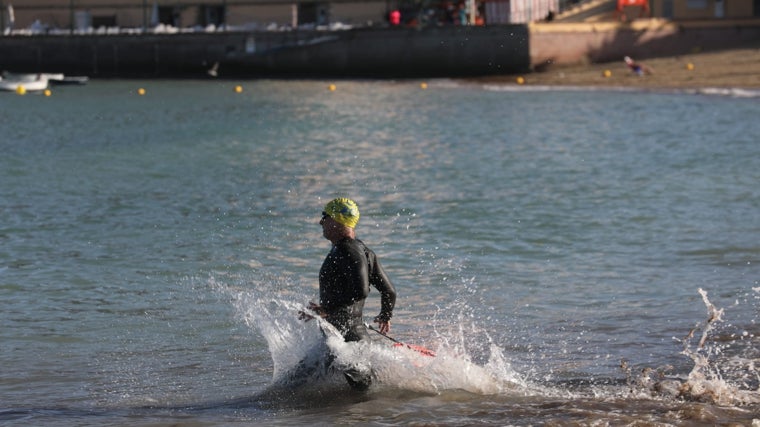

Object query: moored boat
[49,75,89,85]
[0,73,49,92]
[0,71,89,91]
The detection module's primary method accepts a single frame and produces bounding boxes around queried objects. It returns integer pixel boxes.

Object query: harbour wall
[530,19,760,67]
[0,20,758,78]
[0,25,530,78]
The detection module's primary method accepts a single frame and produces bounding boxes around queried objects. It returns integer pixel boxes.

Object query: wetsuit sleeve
[367,251,396,322]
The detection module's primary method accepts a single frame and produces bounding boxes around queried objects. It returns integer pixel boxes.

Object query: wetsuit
[319,237,396,342]
[627,63,643,75]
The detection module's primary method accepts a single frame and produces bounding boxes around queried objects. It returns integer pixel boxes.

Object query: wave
[481,83,760,98]
[224,286,526,397]
[621,288,760,406]
[8,280,754,425]
[212,272,759,410]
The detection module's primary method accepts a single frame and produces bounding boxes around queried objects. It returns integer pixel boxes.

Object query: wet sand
[475,42,760,89]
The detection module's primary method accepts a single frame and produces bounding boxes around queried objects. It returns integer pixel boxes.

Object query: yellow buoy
[420,82,428,90]
[516,76,525,85]
[15,85,27,95]
[328,84,336,91]
[234,85,243,93]
[137,88,146,96]
[686,63,695,71]
[603,69,612,78]
[44,89,52,97]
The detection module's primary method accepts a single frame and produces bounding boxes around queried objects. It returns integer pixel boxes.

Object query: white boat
[1,72,89,87]
[0,73,49,92]
[49,75,89,85]
[2,71,49,81]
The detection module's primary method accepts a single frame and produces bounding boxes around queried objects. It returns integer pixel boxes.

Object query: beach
[478,41,760,89]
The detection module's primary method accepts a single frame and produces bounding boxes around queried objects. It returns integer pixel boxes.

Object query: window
[687,0,707,9]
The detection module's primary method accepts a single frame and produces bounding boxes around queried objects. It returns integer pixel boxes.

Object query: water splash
[630,288,760,405]
[214,275,525,397]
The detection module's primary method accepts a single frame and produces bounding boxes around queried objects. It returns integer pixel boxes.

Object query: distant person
[624,56,653,76]
[458,2,467,25]
[616,0,650,21]
[545,10,555,21]
[444,2,456,24]
[389,9,401,25]
[5,4,14,35]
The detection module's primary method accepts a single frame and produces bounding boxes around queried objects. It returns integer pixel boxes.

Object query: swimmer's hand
[297,310,313,321]
[298,302,325,321]
[373,317,391,334]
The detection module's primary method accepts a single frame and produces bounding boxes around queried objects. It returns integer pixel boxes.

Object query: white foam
[672,289,760,405]
[222,280,525,395]
[481,83,760,98]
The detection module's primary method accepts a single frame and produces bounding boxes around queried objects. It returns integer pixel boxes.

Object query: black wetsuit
[319,237,396,342]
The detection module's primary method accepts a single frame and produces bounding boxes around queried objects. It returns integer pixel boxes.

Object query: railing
[557,0,597,13]
[0,1,260,35]
[0,0,566,35]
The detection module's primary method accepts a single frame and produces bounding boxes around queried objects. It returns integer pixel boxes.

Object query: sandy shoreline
[473,42,760,90]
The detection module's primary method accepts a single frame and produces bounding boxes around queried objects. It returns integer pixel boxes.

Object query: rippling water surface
[1,80,759,425]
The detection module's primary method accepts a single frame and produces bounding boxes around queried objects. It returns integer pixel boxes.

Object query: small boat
[0,72,89,91]
[2,71,51,82]
[49,75,89,85]
[0,73,49,92]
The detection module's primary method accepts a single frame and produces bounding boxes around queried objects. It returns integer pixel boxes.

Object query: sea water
[1,80,758,425]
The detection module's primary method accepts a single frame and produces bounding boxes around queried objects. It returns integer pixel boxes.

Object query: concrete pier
[530,19,760,68]
[1,20,757,78]
[0,25,531,78]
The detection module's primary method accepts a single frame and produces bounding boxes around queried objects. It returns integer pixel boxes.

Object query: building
[0,0,564,34]
[554,0,759,21]
[1,0,757,35]
[484,0,559,23]
[1,0,389,33]
[650,0,759,19]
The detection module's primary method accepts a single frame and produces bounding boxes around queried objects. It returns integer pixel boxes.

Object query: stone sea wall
[0,20,757,77]
[530,19,760,67]
[0,25,530,78]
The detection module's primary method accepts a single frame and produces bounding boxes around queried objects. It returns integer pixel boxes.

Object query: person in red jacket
[389,9,401,25]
